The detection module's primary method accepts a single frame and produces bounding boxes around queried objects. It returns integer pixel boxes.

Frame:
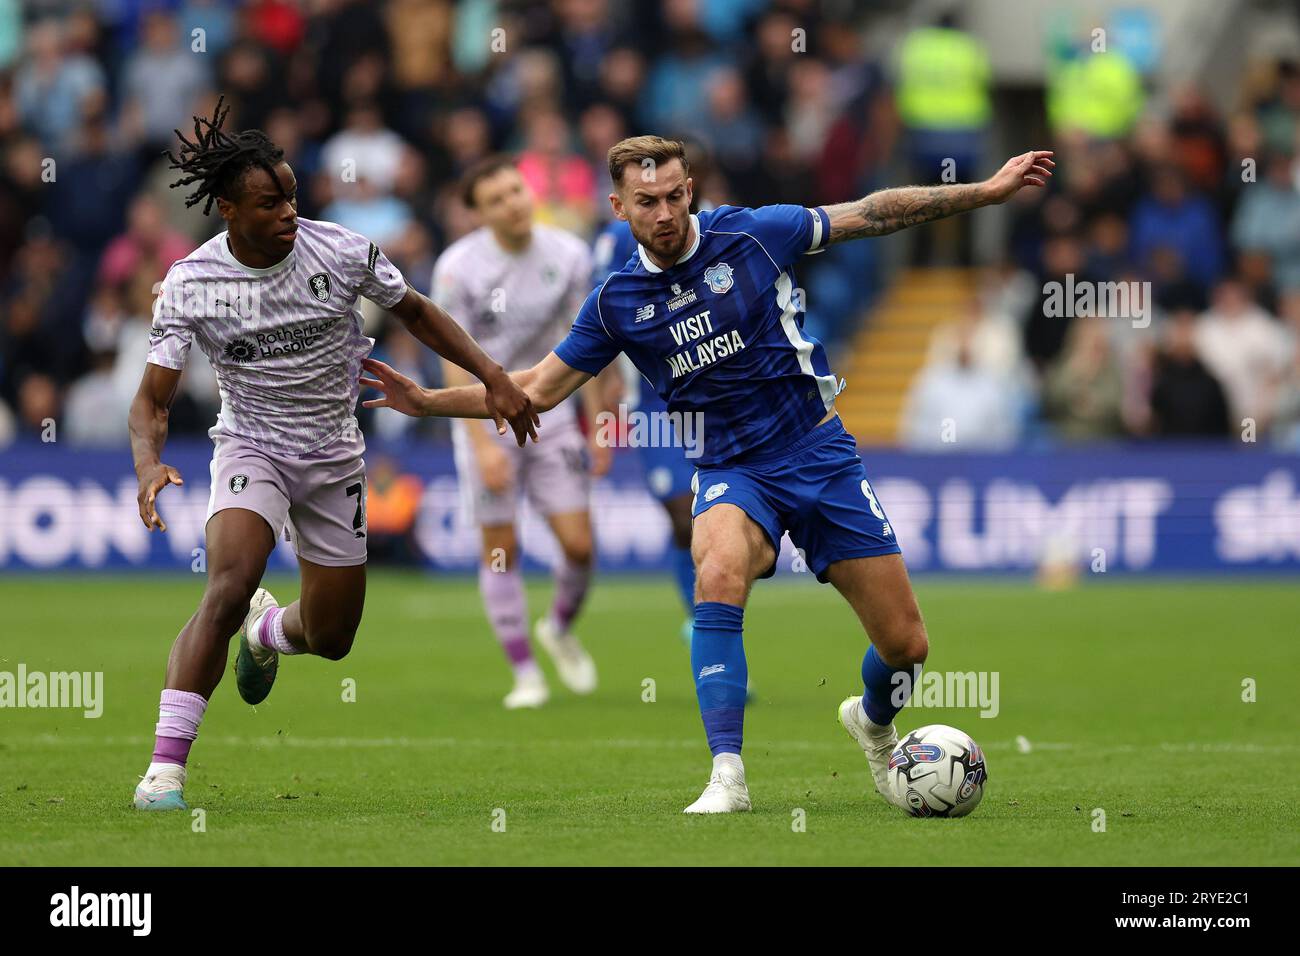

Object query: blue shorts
[638,441,697,502]
[690,416,901,583]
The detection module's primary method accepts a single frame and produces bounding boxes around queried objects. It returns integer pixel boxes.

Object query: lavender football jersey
[147,218,408,455]
[431,223,591,429]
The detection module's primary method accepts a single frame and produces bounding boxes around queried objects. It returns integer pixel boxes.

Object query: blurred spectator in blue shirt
[1232,151,1300,295]
[1130,168,1224,292]
[15,20,107,156]
[121,11,212,153]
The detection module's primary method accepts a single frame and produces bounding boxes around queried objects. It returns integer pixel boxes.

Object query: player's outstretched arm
[128,363,185,532]
[388,286,540,445]
[360,353,592,444]
[823,150,1054,243]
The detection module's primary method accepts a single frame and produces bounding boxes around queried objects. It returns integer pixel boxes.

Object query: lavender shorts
[451,413,591,527]
[206,428,368,566]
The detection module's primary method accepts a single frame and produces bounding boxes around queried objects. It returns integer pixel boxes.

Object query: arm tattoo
[824,182,989,243]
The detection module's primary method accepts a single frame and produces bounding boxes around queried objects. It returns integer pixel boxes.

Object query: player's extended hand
[360,358,429,417]
[137,463,184,532]
[982,150,1055,204]
[483,367,540,447]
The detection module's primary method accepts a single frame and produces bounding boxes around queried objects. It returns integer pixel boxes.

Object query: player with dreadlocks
[129,98,539,810]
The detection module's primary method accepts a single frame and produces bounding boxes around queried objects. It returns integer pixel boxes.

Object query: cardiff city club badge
[703,262,734,294]
[308,272,331,302]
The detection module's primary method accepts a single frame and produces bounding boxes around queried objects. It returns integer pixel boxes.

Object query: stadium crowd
[1,0,1298,450]
[900,42,1300,450]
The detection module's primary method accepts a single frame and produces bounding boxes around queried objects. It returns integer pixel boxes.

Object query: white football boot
[683,754,752,814]
[503,669,550,710]
[838,695,902,807]
[133,763,188,811]
[534,616,597,694]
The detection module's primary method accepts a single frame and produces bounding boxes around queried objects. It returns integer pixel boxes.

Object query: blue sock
[691,602,747,755]
[670,545,696,619]
[861,645,919,726]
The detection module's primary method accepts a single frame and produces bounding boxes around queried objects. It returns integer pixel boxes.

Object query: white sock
[144,761,183,779]
[256,606,301,655]
[514,660,543,682]
[858,698,893,732]
[713,752,744,775]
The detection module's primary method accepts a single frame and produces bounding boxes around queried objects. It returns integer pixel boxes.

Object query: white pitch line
[9,734,1300,755]
[395,583,832,619]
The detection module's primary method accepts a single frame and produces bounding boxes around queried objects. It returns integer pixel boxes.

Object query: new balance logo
[635,303,655,323]
[698,663,726,678]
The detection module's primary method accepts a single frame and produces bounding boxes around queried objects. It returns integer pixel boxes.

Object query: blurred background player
[432,155,604,709]
[591,216,697,639]
[130,102,536,810]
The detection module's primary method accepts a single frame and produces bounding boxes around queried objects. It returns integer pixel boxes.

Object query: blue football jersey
[591,219,640,289]
[591,219,665,415]
[557,204,838,466]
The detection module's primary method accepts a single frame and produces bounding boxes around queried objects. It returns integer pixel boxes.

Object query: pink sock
[478,564,536,674]
[258,606,301,655]
[550,557,591,633]
[152,689,207,767]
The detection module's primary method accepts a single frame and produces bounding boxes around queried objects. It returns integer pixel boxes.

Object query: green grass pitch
[1,573,1297,866]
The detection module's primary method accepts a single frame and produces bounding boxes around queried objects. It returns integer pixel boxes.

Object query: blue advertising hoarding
[0,441,1297,574]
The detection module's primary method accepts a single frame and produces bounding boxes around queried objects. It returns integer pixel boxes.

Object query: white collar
[638,214,701,274]
[220,232,295,276]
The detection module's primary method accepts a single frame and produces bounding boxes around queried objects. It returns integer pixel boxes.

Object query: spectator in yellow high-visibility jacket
[895,15,992,265]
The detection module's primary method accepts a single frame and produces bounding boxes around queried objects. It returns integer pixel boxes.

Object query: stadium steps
[835,268,978,445]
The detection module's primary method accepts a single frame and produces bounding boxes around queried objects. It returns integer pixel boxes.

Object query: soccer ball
[887,724,987,818]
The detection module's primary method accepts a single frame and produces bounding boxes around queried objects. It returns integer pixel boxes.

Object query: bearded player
[433,155,604,709]
[129,100,537,811]
[361,136,1053,813]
